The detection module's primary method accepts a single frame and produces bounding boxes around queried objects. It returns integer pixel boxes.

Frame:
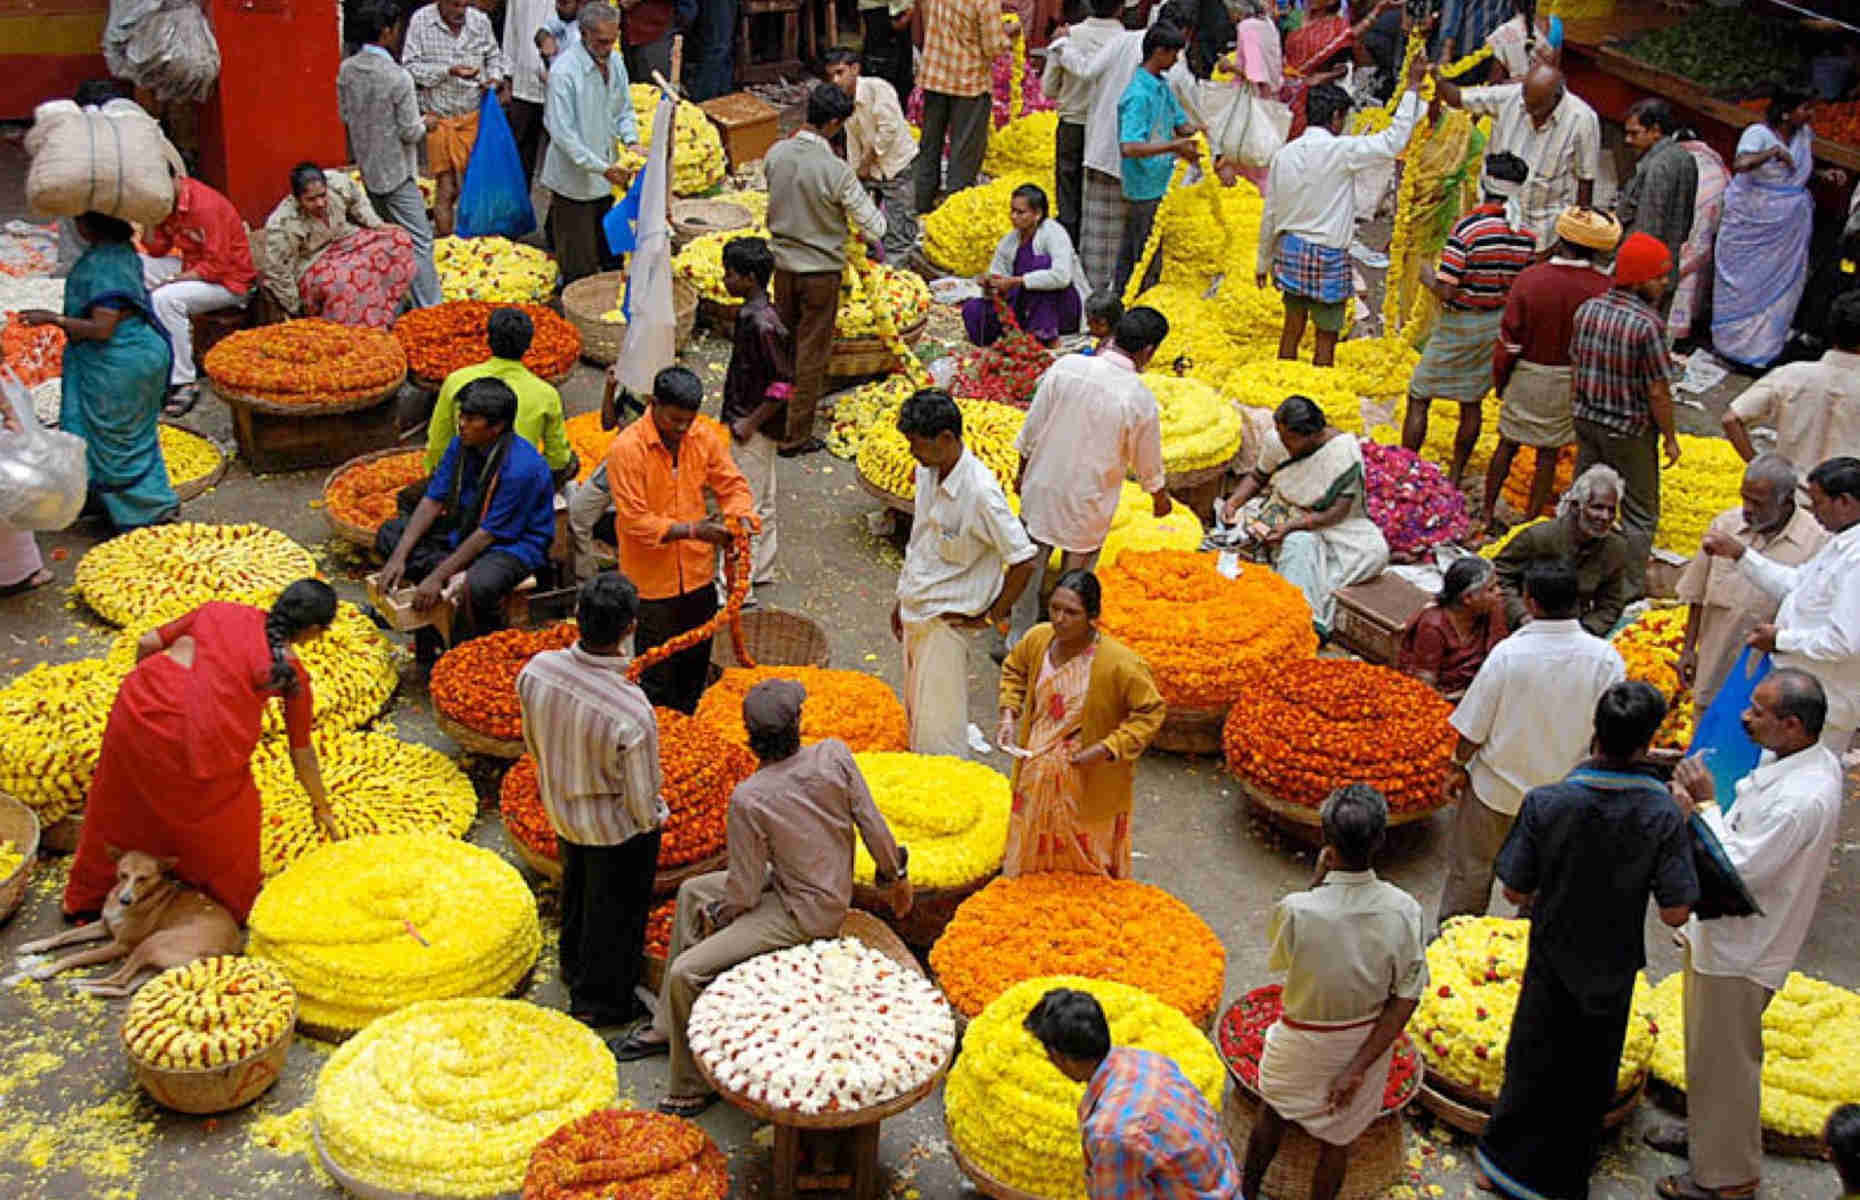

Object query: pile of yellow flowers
[249,833,542,1034]
[1146,376,1244,474]
[1148,176,1263,290]
[0,658,121,824]
[74,522,317,627]
[849,752,1010,889]
[982,111,1059,177]
[434,236,559,303]
[0,838,22,880]
[1208,357,1360,428]
[629,84,726,194]
[159,423,221,491]
[1647,971,1860,1138]
[1612,606,1697,747]
[314,998,616,1197]
[1086,480,1206,569]
[826,375,919,460]
[946,975,1224,1199]
[1333,337,1423,405]
[1480,515,1549,560]
[672,226,929,336]
[1411,916,1657,1099]
[249,729,477,878]
[122,956,296,1070]
[856,396,1024,499]
[1658,436,1744,554]
[923,174,1046,276]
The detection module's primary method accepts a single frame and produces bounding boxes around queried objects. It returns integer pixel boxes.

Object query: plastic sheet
[0,370,88,532]
[123,0,222,104]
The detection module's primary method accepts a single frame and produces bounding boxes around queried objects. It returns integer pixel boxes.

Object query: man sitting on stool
[377,378,558,661]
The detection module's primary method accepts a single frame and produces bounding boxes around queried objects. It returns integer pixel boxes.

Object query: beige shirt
[1015,349,1165,553]
[516,644,666,846]
[764,129,887,274]
[1268,869,1429,1024]
[1726,349,1860,471]
[718,740,905,938]
[1674,504,1829,708]
[1458,83,1601,249]
[897,448,1039,624]
[846,76,917,183]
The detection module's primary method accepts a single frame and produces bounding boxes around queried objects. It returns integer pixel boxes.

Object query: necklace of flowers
[1119,147,1201,307]
[626,516,756,682]
[843,219,931,386]
[1007,18,1027,122]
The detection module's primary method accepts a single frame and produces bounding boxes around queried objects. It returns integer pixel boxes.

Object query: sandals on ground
[657,1092,719,1117]
[0,568,54,598]
[162,385,200,418]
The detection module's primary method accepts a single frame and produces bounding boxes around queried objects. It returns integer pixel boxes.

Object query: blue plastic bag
[456,89,536,240]
[1686,645,1771,814]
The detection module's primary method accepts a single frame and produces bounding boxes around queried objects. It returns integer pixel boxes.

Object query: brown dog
[13,848,243,996]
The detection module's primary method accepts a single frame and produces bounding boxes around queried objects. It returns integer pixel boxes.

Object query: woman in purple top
[962,184,1085,347]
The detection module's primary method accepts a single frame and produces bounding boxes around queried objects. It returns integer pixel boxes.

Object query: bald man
[1434,63,1600,251]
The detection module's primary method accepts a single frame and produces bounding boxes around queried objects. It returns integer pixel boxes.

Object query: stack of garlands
[1657,435,1744,554]
[1333,336,1423,406]
[1224,659,1455,813]
[1204,356,1359,430]
[851,752,1011,889]
[394,300,580,383]
[324,449,427,534]
[249,832,543,1034]
[1219,984,1419,1111]
[1360,438,1471,556]
[1612,607,1695,748]
[0,314,65,386]
[1096,550,1316,711]
[1647,970,1860,1139]
[921,174,1046,276]
[430,622,580,742]
[1148,176,1262,291]
[523,1109,728,1200]
[1091,480,1206,568]
[856,395,1025,499]
[981,110,1060,176]
[203,320,406,407]
[840,219,931,384]
[158,423,222,492]
[1412,916,1657,1099]
[1501,444,1577,518]
[122,955,296,1071]
[696,666,910,752]
[502,711,754,868]
[1147,375,1244,474]
[74,522,318,627]
[945,975,1223,1199]
[1119,149,1212,306]
[930,874,1226,1025]
[628,84,727,194]
[250,729,478,878]
[314,998,615,1197]
[0,659,123,826]
[564,411,615,484]
[673,225,930,339]
[825,375,919,460]
[433,235,560,303]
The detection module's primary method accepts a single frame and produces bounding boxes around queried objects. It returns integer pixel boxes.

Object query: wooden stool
[771,1123,880,1200]
[189,304,252,372]
[736,0,808,83]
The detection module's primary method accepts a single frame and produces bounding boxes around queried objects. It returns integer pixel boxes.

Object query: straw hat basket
[126,1005,295,1115]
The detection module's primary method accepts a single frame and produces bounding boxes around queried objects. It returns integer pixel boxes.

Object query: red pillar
[196,0,351,226]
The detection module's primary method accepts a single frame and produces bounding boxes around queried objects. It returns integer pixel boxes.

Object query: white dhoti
[902,615,971,759]
[1256,1017,1393,1147]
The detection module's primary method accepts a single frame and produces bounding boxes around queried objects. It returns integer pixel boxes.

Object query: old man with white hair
[1492,462,1636,637]
[540,1,643,284]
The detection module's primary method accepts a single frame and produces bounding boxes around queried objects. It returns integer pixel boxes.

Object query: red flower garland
[1217,985,1419,1113]
[628,516,756,682]
[523,1108,728,1200]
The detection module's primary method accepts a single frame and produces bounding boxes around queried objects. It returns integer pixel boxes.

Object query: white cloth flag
[613,89,678,397]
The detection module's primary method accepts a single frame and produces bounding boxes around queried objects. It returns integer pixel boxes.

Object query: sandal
[657,1092,718,1117]
[1657,1175,1757,1200]
[162,386,199,418]
[608,1029,669,1061]
[777,437,826,458]
[0,567,54,598]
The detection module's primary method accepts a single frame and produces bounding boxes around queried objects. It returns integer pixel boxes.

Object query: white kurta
[1243,432,1389,632]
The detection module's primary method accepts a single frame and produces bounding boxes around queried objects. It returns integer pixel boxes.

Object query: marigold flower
[73,522,318,627]
[203,320,405,406]
[850,752,1010,888]
[522,1108,727,1200]
[431,623,580,741]
[123,956,295,1071]
[325,449,427,532]
[695,666,909,752]
[394,301,580,383]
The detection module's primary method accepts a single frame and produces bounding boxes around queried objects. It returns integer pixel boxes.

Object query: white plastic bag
[0,369,89,532]
[124,0,222,104]
[613,91,680,398]
[1208,88,1291,169]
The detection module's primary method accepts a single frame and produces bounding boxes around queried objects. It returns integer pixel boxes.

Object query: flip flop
[0,568,54,598]
[162,386,199,418]
[1657,1175,1757,1200]
[608,1029,669,1061]
[777,437,826,458]
[657,1092,718,1117]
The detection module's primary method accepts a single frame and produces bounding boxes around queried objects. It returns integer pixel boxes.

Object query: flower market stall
[1612,606,1696,756]
[122,955,295,1115]
[854,394,1023,512]
[202,320,410,472]
[0,658,124,845]
[322,448,429,550]
[694,666,909,752]
[522,1109,729,1200]
[429,622,580,757]
[433,236,559,303]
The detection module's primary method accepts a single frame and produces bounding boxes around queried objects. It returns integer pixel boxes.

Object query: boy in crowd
[719,237,793,592]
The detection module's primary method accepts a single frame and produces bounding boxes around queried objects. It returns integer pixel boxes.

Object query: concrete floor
[0,128,1855,1200]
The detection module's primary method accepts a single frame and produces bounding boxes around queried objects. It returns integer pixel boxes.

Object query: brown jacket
[998,627,1166,825]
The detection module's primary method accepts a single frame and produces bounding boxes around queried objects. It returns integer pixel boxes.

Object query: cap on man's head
[1554,206,1622,252]
[742,678,806,734]
[1612,232,1672,285]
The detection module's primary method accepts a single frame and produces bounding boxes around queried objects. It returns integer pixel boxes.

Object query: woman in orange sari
[995,570,1165,878]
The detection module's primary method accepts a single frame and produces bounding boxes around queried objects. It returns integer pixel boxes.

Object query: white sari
[1242,431,1388,633]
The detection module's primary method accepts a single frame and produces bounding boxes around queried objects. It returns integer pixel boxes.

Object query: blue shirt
[1117,69,1189,202]
[425,434,557,571]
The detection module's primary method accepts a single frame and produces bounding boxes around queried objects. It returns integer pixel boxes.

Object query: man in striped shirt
[516,573,665,1029]
[1401,152,1536,485]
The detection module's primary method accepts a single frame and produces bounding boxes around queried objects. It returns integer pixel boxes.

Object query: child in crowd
[1081,290,1123,354]
[718,237,792,592]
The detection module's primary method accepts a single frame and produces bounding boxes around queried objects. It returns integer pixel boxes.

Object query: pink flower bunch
[906,55,1052,130]
[1360,438,1470,556]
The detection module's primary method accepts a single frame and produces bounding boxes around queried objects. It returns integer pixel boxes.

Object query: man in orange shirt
[604,365,758,713]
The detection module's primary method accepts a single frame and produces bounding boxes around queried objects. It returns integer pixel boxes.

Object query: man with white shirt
[1646,670,1842,1200]
[1721,292,1860,471]
[1257,56,1425,367]
[1438,561,1625,924]
[1004,307,1171,649]
[1041,0,1127,249]
[825,49,919,264]
[890,389,1039,758]
[1433,63,1600,252]
[1703,456,1860,754]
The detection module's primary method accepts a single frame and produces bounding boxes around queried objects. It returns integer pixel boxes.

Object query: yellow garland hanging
[844,217,930,386]
[1008,18,1027,122]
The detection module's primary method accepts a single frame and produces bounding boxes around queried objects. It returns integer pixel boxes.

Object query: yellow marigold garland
[856,395,1024,499]
[1612,606,1696,748]
[0,658,123,824]
[844,219,930,385]
[850,752,1010,888]
[1145,376,1244,473]
[922,175,1045,277]
[159,423,221,491]
[1085,480,1206,569]
[1658,435,1744,555]
[74,522,318,627]
[982,111,1060,177]
[122,955,296,1071]
[433,236,560,304]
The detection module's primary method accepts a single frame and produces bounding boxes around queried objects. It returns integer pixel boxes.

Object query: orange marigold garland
[627,517,756,683]
[645,897,675,959]
[1500,443,1577,519]
[1,315,64,387]
[394,301,581,383]
[696,665,909,752]
[1223,659,1455,813]
[564,412,615,484]
[431,622,579,741]
[203,319,406,405]
[928,874,1226,1026]
[325,449,426,534]
[1095,550,1318,710]
[522,1108,729,1200]
[499,754,555,858]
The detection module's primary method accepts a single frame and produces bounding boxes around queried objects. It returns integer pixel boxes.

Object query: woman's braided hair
[265,579,338,696]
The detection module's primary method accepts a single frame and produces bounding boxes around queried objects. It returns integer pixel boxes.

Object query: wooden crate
[700,92,780,170]
[1330,574,1429,666]
[224,391,401,475]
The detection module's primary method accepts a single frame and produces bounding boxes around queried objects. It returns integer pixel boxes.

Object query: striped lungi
[1410,306,1505,403]
[1079,169,1126,295]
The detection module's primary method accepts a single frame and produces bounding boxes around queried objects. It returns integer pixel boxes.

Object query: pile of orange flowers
[1,316,63,386]
[929,874,1226,1026]
[203,319,406,405]
[695,666,909,751]
[325,449,426,534]
[564,412,614,483]
[645,898,675,959]
[394,301,580,383]
[499,712,751,867]
[1500,444,1577,519]
[430,622,579,741]
[1095,551,1317,710]
[522,1108,728,1200]
[1224,660,1456,813]
[629,518,754,682]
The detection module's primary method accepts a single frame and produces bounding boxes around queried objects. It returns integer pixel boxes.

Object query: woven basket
[670,198,755,248]
[1645,1075,1828,1159]
[673,275,698,350]
[1153,704,1229,755]
[1418,1067,1646,1137]
[856,472,914,516]
[500,811,561,883]
[214,375,404,418]
[322,446,425,550]
[851,870,996,950]
[1237,777,1445,846]
[433,708,526,760]
[162,420,229,503]
[128,1022,293,1114]
[0,793,41,925]
[1222,1082,1406,1200]
[561,271,630,365]
[828,317,928,379]
[653,849,726,899]
[1165,462,1232,524]
[710,609,830,670]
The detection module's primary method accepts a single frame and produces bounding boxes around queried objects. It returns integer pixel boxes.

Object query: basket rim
[321,446,427,548]
[433,707,526,759]
[161,419,230,502]
[0,792,43,891]
[213,375,405,418]
[1216,987,1421,1116]
[123,1003,298,1077]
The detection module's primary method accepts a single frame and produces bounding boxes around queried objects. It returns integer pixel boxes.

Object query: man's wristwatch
[876,845,910,884]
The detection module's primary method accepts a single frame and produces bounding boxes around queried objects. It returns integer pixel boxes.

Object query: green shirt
[424,357,573,475]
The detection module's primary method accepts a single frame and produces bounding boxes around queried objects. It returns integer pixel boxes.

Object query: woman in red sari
[1284,0,1396,136]
[64,580,340,922]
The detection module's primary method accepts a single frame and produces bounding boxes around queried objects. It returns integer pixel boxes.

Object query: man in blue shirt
[377,378,558,660]
[1112,23,1199,296]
